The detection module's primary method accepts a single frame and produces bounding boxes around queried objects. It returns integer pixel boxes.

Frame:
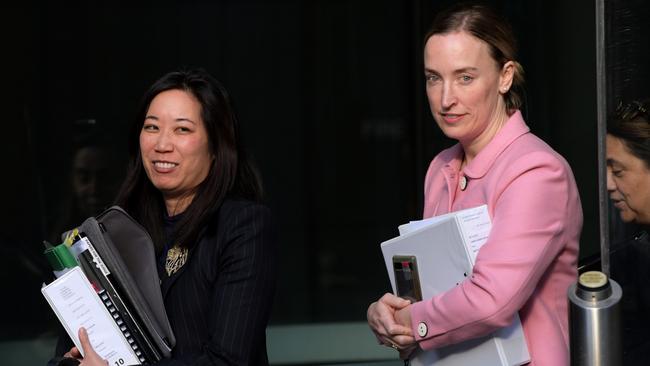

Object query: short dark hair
[425,2,525,111]
[115,68,262,251]
[608,99,650,169]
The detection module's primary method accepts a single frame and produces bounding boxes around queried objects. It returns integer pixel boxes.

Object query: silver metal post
[595,0,609,276]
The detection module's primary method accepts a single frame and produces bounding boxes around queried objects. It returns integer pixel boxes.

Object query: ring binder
[42,267,141,365]
[380,205,530,366]
[43,206,176,364]
[74,234,160,363]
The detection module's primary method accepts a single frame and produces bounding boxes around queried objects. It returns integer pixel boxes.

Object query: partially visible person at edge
[52,68,278,365]
[367,3,582,365]
[606,98,650,365]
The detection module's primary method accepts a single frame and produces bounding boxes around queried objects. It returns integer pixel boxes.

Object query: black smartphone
[393,255,422,302]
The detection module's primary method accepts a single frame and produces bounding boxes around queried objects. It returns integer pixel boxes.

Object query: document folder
[380,205,529,366]
[74,206,175,360]
[44,206,175,363]
[42,267,142,365]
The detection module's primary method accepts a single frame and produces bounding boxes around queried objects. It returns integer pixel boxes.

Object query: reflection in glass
[606,99,650,364]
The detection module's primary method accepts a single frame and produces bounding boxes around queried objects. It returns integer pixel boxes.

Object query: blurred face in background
[139,89,213,210]
[72,146,115,217]
[607,134,650,224]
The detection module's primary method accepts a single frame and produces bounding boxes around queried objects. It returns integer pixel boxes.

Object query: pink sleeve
[410,151,581,349]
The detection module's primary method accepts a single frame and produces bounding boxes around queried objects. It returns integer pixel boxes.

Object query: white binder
[41,267,141,365]
[381,205,530,366]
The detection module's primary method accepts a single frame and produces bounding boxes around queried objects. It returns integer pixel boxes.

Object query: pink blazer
[410,111,582,366]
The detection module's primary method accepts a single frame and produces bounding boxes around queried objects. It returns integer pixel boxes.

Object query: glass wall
[603,0,650,364]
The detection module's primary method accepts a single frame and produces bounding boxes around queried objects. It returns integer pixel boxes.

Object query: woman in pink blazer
[367,4,582,365]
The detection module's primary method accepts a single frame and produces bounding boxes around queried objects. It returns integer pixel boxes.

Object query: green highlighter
[44,243,78,278]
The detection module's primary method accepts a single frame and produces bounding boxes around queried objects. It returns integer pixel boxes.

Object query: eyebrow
[175,118,196,124]
[424,67,479,75]
[144,115,196,124]
[606,158,624,167]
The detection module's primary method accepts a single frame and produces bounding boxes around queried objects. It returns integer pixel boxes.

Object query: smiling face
[424,31,514,157]
[607,134,650,224]
[140,89,213,212]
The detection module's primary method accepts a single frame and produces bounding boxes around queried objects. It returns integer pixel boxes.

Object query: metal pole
[595,0,610,276]
[568,271,622,365]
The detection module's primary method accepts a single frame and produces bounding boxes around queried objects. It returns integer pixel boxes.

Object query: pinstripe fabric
[157,198,278,365]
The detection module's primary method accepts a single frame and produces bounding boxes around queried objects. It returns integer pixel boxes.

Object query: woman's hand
[367,293,417,353]
[394,305,412,328]
[64,328,108,366]
[395,306,417,359]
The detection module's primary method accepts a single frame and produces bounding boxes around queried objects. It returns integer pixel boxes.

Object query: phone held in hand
[393,255,422,303]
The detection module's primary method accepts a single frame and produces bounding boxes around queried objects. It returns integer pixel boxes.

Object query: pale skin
[63,327,108,366]
[606,134,650,225]
[367,30,515,357]
[65,89,214,364]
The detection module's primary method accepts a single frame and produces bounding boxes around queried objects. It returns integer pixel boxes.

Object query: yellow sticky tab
[63,228,80,246]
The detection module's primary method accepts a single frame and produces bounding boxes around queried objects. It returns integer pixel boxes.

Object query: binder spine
[101,266,162,363]
[75,235,161,363]
[97,289,148,364]
[90,209,175,356]
[95,215,173,355]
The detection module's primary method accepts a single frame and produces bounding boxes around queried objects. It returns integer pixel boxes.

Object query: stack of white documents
[381,205,530,366]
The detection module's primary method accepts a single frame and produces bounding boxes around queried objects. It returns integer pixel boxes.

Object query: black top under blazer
[156,198,278,365]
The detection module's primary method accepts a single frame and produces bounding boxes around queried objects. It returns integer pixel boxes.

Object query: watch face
[393,255,422,302]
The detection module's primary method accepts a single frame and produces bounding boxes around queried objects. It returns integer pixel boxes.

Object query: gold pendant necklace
[165,245,188,276]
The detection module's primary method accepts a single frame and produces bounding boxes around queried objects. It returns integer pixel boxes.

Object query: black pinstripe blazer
[156,197,278,365]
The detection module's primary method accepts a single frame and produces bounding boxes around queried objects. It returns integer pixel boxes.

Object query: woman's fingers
[77,327,108,365]
[368,301,395,336]
[64,346,82,359]
[385,322,413,336]
[78,327,92,355]
[392,334,416,347]
[368,292,416,355]
[367,301,392,334]
[378,333,417,354]
[379,293,411,309]
[394,305,412,328]
[368,295,414,340]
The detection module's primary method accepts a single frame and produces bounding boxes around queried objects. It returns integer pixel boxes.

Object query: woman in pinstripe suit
[61,68,278,365]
